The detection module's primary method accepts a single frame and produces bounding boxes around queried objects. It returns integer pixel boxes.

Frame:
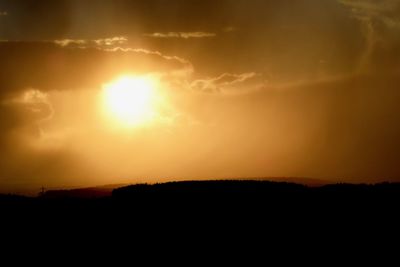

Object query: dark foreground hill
[1,180,399,248]
[111,180,400,215]
[1,180,399,213]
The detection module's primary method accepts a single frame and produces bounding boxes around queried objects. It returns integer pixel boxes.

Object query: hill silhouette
[40,184,125,198]
[1,180,399,243]
[1,179,396,217]
[1,179,399,203]
[0,180,399,218]
[110,180,400,212]
[113,180,308,196]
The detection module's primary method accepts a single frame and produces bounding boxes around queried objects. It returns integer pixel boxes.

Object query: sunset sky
[1,0,400,193]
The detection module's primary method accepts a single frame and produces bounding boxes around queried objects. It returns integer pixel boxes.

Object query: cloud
[0,88,53,155]
[191,72,264,93]
[1,89,53,127]
[13,89,53,122]
[54,39,86,47]
[93,36,128,46]
[144,32,216,39]
[108,47,194,75]
[339,0,400,72]
[339,0,400,26]
[110,47,191,65]
[0,41,192,95]
[55,36,127,48]
[53,38,193,74]
[0,11,7,16]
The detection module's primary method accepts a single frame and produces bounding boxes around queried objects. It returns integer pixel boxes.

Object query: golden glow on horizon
[102,75,158,127]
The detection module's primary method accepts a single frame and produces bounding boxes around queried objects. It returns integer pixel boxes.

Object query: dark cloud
[0,0,369,79]
[0,0,231,39]
[0,41,191,96]
[138,0,367,80]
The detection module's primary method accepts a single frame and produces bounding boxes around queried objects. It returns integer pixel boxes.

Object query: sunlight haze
[1,0,400,194]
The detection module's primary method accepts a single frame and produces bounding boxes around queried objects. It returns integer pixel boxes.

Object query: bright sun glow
[102,75,158,127]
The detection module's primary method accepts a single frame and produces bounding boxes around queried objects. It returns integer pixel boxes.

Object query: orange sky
[1,0,400,193]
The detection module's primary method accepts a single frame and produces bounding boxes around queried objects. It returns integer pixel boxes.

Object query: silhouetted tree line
[0,180,397,216]
[1,180,399,242]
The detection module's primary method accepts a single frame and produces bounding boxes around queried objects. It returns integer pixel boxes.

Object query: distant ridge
[112,180,400,198]
[4,179,399,199]
[37,178,325,198]
[250,177,330,186]
[40,184,127,198]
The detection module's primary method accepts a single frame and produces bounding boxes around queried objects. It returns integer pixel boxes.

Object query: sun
[102,75,158,127]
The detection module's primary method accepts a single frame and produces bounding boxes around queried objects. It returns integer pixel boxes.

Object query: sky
[0,0,400,193]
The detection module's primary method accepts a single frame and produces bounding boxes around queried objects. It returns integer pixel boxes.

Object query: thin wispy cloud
[144,32,216,39]
[55,37,127,48]
[339,0,400,72]
[191,72,263,93]
[54,39,86,47]
[94,36,127,46]
[339,0,400,27]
